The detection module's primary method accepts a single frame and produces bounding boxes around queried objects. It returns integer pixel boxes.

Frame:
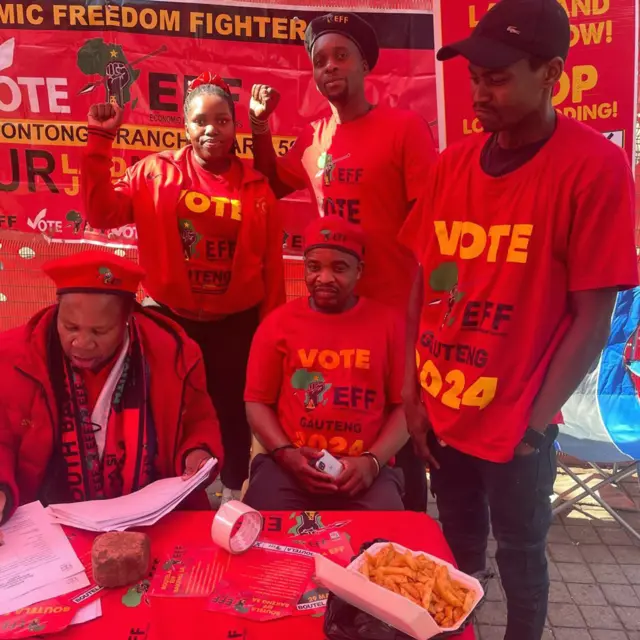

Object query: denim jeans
[429,426,558,640]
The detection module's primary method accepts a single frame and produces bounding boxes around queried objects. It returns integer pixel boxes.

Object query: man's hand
[88,102,124,133]
[336,456,377,497]
[276,447,338,494]
[404,396,440,469]
[514,442,537,457]
[250,84,280,121]
[182,449,213,480]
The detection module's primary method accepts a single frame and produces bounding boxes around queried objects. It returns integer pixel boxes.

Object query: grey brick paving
[471,469,639,640]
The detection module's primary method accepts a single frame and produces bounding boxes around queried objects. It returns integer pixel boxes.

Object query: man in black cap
[400,0,638,638]
[249,12,438,513]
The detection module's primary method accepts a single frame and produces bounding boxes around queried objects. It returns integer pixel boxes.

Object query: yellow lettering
[354,349,370,369]
[87,5,104,26]
[26,4,43,25]
[105,5,119,27]
[486,225,511,262]
[0,5,15,24]
[235,14,252,36]
[298,349,318,368]
[318,350,340,369]
[140,8,158,30]
[52,5,66,25]
[230,199,242,221]
[272,17,288,39]
[122,7,137,28]
[185,192,209,214]
[69,5,88,26]
[161,9,180,32]
[290,18,306,41]
[553,65,598,105]
[420,360,443,398]
[216,14,233,36]
[434,220,462,256]
[442,369,465,409]
[506,224,533,263]
[459,222,486,260]
[572,65,598,103]
[190,11,205,33]
[463,376,497,409]
[340,349,355,368]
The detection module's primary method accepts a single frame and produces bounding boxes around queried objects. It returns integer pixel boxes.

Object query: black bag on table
[323,538,490,640]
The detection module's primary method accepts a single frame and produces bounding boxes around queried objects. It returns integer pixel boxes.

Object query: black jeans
[396,440,428,512]
[244,454,405,511]
[429,426,558,640]
[154,305,259,490]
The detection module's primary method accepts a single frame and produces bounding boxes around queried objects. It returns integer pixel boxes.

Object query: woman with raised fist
[81,72,285,503]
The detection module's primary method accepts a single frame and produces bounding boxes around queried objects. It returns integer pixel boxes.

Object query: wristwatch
[521,427,547,451]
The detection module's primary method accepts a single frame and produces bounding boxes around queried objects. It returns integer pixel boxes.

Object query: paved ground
[424,466,640,640]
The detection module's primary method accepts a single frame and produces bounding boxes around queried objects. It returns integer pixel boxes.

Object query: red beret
[42,251,145,296]
[303,216,365,261]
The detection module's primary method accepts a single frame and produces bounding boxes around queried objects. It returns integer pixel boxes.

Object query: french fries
[358,543,475,629]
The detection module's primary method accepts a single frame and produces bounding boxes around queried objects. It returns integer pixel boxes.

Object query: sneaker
[221,487,242,505]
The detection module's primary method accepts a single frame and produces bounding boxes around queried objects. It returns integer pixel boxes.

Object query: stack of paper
[47,458,217,532]
[0,502,87,615]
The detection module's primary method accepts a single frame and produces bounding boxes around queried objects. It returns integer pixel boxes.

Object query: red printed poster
[433,0,639,163]
[149,545,231,598]
[287,530,354,616]
[207,542,316,621]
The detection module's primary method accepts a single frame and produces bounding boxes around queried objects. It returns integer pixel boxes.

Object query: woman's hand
[88,102,125,134]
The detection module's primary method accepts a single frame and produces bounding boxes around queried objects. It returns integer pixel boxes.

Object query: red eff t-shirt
[244,297,405,456]
[176,154,242,314]
[401,115,638,463]
[277,107,438,310]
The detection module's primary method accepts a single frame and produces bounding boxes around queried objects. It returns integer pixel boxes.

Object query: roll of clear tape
[211,500,263,554]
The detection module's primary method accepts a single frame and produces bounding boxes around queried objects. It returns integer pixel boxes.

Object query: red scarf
[55,319,157,501]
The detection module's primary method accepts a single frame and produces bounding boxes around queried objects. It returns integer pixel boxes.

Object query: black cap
[304,13,379,70]
[437,0,570,69]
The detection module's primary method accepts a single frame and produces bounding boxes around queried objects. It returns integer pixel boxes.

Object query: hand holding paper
[182,448,213,480]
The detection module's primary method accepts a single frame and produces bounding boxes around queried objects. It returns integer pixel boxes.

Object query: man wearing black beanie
[249,12,438,513]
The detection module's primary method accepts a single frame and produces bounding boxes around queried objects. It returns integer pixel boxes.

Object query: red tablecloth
[59,510,476,640]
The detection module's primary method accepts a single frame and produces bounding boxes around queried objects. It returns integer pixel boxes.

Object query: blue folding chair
[554,287,640,541]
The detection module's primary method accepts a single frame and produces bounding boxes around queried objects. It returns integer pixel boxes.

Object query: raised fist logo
[105,61,131,107]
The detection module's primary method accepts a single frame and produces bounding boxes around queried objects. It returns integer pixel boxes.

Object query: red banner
[0,0,436,254]
[434,0,639,163]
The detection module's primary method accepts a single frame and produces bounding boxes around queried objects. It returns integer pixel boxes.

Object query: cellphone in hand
[313,450,344,479]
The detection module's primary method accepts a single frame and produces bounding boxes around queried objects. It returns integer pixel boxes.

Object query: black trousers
[428,427,558,640]
[243,454,405,511]
[396,440,428,512]
[155,305,259,490]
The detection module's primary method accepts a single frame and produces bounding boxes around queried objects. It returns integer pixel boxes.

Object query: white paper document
[48,458,217,532]
[70,599,102,626]
[0,502,85,615]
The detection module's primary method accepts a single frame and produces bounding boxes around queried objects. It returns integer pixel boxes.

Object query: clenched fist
[88,102,124,134]
[250,84,280,121]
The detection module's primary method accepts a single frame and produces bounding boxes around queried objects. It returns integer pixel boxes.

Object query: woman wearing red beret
[0,252,224,525]
[81,73,285,501]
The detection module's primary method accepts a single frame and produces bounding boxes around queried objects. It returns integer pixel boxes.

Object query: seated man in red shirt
[243,217,407,510]
[0,252,224,524]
